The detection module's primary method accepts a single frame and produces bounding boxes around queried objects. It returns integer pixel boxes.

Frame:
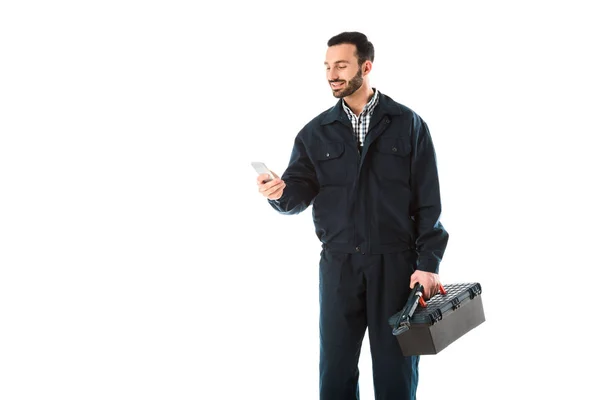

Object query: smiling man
[327,56,364,99]
[256,32,449,400]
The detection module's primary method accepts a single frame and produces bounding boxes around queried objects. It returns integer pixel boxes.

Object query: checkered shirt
[342,88,380,147]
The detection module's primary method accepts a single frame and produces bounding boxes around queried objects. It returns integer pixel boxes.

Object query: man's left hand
[410,270,442,300]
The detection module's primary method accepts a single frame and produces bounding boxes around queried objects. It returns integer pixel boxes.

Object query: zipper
[354,135,360,252]
[365,116,391,254]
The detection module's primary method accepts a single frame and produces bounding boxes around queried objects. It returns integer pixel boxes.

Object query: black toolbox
[388,282,485,356]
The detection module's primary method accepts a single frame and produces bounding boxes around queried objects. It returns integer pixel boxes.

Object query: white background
[1,1,599,399]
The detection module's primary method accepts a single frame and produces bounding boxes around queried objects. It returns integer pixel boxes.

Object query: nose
[327,69,338,82]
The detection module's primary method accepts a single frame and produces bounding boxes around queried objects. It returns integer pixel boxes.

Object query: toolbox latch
[451,297,461,310]
[429,309,442,325]
[469,284,482,299]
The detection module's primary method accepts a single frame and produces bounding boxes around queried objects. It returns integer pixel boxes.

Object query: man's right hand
[257,171,286,200]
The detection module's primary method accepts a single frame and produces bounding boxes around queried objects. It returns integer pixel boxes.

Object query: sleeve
[409,117,449,273]
[268,132,319,215]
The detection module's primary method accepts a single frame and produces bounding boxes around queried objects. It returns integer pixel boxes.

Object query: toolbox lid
[409,282,482,325]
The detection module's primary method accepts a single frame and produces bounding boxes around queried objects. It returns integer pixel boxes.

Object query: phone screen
[251,162,273,182]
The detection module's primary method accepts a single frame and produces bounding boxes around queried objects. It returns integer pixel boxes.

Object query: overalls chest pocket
[371,136,412,182]
[313,142,347,186]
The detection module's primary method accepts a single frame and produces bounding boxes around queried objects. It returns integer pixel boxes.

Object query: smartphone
[251,161,275,183]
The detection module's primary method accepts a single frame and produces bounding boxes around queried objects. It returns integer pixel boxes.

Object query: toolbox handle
[418,283,447,308]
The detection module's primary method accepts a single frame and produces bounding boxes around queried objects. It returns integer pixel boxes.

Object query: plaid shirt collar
[341,88,380,147]
[342,88,380,119]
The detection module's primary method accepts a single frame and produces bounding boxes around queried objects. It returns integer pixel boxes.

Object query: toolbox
[388,282,485,356]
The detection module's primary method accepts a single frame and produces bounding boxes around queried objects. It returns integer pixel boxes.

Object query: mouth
[330,81,345,90]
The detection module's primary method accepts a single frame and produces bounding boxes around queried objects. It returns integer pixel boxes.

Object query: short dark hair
[327,32,375,65]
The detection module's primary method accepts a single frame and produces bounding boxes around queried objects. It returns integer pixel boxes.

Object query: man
[256,32,449,400]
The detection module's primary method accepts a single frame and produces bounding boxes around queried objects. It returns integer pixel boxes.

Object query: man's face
[325,44,364,98]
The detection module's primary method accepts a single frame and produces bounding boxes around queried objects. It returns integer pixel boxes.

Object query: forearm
[268,132,319,215]
[410,118,449,273]
[414,210,448,273]
[268,179,317,215]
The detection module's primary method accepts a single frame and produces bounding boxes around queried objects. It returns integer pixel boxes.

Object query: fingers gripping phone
[251,161,275,183]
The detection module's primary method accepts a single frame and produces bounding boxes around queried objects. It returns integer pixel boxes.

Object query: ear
[362,60,373,76]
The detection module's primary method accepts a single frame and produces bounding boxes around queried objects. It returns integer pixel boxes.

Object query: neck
[344,83,374,116]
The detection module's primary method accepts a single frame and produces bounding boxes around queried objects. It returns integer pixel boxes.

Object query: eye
[338,66,347,69]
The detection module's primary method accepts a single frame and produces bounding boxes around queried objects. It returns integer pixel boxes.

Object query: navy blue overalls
[269,91,448,399]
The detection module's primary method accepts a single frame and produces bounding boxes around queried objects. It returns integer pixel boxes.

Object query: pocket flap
[316,142,345,161]
[375,136,411,156]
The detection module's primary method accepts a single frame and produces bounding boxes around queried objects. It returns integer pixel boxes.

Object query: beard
[331,69,363,98]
